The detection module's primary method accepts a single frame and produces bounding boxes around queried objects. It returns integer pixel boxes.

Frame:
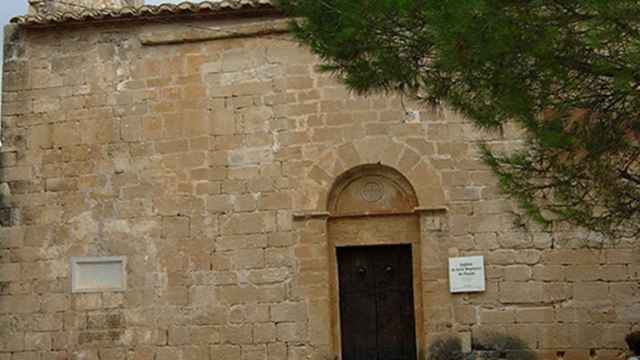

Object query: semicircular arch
[327,164,418,216]
[295,138,446,212]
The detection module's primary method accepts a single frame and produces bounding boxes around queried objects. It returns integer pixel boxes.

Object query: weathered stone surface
[0,10,637,360]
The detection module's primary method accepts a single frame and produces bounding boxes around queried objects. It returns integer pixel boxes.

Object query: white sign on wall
[71,256,127,293]
[448,256,485,293]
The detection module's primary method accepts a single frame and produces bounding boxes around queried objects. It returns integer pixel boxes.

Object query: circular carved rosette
[360,181,385,203]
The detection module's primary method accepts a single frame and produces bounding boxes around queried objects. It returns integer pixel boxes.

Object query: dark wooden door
[337,245,417,360]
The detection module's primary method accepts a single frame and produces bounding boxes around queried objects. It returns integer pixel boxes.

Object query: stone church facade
[1,1,638,359]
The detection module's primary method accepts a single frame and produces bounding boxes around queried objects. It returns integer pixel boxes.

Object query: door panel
[340,292,378,360]
[338,248,378,360]
[337,245,417,360]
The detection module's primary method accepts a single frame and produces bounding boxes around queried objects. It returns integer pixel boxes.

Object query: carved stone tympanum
[328,164,418,216]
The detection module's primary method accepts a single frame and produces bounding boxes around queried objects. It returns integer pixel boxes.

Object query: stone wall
[1,14,639,360]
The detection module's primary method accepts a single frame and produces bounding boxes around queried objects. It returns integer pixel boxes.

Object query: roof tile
[11,0,278,27]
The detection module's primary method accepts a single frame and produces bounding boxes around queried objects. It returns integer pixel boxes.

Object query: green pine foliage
[280,0,640,238]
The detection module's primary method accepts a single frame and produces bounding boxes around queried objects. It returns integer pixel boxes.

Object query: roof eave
[10,1,282,28]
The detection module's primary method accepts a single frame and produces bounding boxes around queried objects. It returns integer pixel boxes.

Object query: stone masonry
[1,2,639,360]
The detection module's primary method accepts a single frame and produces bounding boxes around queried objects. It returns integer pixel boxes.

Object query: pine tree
[280,0,640,238]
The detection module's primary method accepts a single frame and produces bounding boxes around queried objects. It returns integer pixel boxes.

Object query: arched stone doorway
[326,164,424,360]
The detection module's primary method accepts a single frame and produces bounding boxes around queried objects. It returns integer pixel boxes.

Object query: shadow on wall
[0,155,9,227]
[0,111,12,227]
[0,24,26,228]
[428,333,537,360]
[0,144,23,228]
[0,158,15,313]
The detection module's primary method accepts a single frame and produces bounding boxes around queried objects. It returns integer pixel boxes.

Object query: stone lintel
[139,18,289,46]
[292,207,448,221]
[413,206,448,214]
[292,211,331,221]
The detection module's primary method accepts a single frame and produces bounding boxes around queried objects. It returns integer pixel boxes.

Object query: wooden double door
[337,245,417,360]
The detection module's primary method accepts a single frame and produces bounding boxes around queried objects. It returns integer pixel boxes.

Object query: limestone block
[157,139,188,155]
[0,263,19,281]
[233,194,258,212]
[600,265,629,281]
[275,322,307,342]
[573,282,609,302]
[190,286,216,307]
[168,326,190,346]
[259,192,292,210]
[24,332,51,350]
[162,216,190,239]
[248,268,289,285]
[42,294,69,313]
[270,302,307,323]
[211,345,241,360]
[541,249,603,265]
[207,195,233,213]
[222,324,253,345]
[73,293,102,311]
[504,265,532,281]
[542,282,572,303]
[253,323,276,343]
[265,248,294,267]
[608,282,635,302]
[618,304,640,322]
[267,232,295,247]
[0,295,40,314]
[565,265,603,281]
[604,249,638,264]
[267,343,287,360]
[0,226,24,248]
[307,299,331,346]
[479,309,515,324]
[453,305,476,325]
[155,347,179,360]
[98,348,127,360]
[217,234,267,251]
[9,352,37,360]
[532,265,565,281]
[242,344,267,360]
[229,248,264,270]
[222,212,276,235]
[499,281,544,304]
[515,307,554,323]
[1,166,32,182]
[191,326,221,345]
[540,324,579,349]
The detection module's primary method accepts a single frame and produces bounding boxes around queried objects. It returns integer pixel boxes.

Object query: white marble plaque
[448,256,485,293]
[71,256,126,293]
